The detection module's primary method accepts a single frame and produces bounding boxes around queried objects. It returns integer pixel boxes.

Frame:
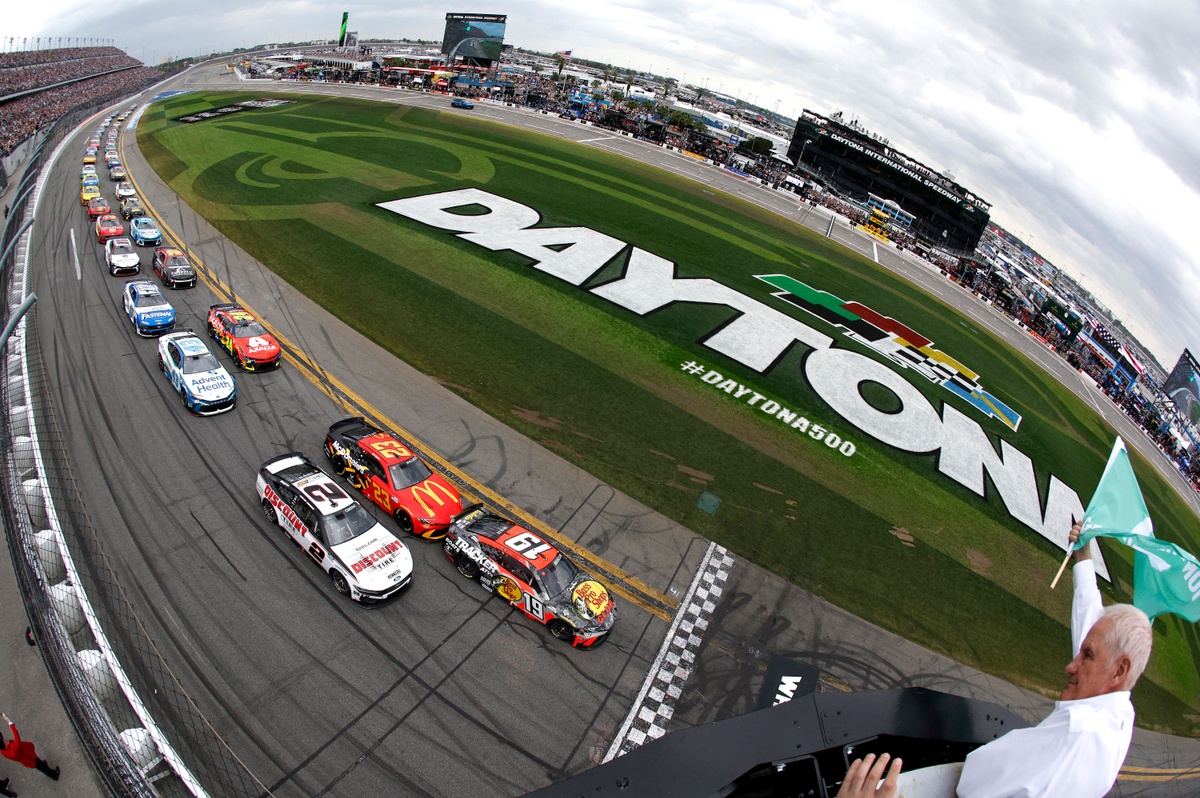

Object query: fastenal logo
[757,274,1022,431]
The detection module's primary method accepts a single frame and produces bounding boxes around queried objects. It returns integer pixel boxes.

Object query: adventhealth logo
[377,188,1107,579]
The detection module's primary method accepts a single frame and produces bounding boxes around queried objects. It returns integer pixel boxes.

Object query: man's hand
[837,753,902,798]
[1070,520,1091,563]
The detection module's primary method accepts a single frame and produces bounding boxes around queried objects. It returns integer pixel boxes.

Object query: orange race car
[206,303,281,371]
[86,196,111,220]
[324,417,462,539]
[95,213,125,243]
[443,505,617,648]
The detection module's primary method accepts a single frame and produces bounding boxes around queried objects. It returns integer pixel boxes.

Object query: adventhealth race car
[157,331,237,415]
[122,279,175,337]
[444,505,617,647]
[324,417,463,539]
[257,453,414,604]
[206,303,281,371]
[129,217,162,247]
[104,238,140,275]
[152,247,196,288]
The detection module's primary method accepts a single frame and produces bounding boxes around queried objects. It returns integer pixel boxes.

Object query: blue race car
[129,216,163,247]
[82,174,100,187]
[157,331,236,415]
[450,98,474,109]
[122,279,175,337]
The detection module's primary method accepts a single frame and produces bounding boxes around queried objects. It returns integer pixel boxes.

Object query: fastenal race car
[257,453,414,604]
[122,279,175,337]
[157,331,237,415]
[206,303,281,371]
[104,238,140,275]
[324,417,462,539]
[444,505,617,647]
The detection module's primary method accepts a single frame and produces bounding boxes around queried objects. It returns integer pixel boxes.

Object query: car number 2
[519,592,545,621]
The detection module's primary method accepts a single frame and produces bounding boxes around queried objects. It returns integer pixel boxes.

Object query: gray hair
[1101,604,1153,689]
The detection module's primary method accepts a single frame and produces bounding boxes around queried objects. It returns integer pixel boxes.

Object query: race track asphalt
[5,60,1198,797]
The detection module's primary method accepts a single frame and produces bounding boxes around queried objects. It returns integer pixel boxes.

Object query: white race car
[104,238,140,275]
[115,182,137,200]
[156,330,236,415]
[257,453,414,604]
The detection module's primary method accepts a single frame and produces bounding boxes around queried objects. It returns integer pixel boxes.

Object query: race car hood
[136,306,174,324]
[163,262,194,278]
[553,574,617,631]
[110,252,139,268]
[240,334,280,361]
[395,473,462,525]
[183,369,235,401]
[333,530,413,591]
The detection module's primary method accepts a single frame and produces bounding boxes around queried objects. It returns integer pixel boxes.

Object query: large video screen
[1165,349,1200,424]
[441,13,507,61]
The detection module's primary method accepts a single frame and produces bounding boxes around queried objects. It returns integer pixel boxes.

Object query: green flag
[1126,536,1200,621]
[1076,437,1153,548]
[1075,437,1200,621]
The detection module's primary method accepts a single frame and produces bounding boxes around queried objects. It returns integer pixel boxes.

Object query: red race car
[206,303,281,371]
[86,196,111,220]
[95,213,125,243]
[324,417,463,539]
[444,505,617,648]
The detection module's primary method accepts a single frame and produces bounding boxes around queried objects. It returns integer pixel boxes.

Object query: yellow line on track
[122,133,677,623]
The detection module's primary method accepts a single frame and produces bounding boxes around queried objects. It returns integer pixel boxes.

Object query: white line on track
[69,227,80,280]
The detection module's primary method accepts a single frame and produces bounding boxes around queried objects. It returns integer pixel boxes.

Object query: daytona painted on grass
[137,90,1200,733]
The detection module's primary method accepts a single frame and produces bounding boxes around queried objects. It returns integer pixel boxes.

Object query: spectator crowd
[0,47,142,96]
[0,47,164,157]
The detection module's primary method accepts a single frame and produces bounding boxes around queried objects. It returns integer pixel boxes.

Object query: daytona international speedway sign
[377,188,1107,578]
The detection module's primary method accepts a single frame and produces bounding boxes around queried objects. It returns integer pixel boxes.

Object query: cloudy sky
[9,1,1198,366]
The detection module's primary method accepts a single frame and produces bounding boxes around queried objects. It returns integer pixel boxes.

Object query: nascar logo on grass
[377,188,1108,578]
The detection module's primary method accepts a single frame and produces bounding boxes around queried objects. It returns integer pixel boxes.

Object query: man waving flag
[1068,437,1200,621]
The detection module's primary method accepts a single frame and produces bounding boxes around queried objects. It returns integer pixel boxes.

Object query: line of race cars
[84,106,617,648]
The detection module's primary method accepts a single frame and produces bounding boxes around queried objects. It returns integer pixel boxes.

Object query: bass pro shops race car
[257,453,414,605]
[444,505,616,647]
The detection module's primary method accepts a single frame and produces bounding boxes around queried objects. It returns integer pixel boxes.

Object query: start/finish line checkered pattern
[604,543,735,761]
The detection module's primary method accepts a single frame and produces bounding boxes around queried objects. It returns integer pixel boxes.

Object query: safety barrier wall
[1,99,268,798]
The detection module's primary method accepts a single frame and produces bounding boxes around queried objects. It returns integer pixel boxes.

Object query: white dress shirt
[956,560,1134,798]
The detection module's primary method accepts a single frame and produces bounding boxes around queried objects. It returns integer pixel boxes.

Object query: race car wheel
[206,322,216,339]
[393,509,414,535]
[455,555,480,580]
[548,620,575,643]
[238,349,253,371]
[329,569,352,597]
[157,353,166,373]
[261,499,278,525]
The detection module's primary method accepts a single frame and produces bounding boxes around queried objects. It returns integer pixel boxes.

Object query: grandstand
[0,47,164,157]
[788,109,991,252]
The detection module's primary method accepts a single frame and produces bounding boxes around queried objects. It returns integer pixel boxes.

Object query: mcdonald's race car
[324,417,462,539]
[257,453,413,605]
[443,505,617,647]
[206,303,281,371]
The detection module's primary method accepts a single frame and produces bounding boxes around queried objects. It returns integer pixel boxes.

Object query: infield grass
[138,91,1200,733]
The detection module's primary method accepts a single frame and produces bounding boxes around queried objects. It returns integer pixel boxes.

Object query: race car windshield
[537,554,580,599]
[182,352,221,374]
[322,503,376,546]
[389,457,433,489]
[165,257,190,270]
[133,291,163,307]
[111,243,133,255]
[233,320,267,337]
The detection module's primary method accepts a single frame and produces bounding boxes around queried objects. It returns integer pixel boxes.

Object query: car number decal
[368,439,413,460]
[303,480,348,505]
[504,531,552,559]
[519,592,545,621]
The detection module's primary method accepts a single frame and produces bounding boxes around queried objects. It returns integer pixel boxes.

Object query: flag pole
[1050,548,1073,589]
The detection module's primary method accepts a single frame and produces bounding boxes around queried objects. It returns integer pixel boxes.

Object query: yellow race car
[80,184,101,205]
